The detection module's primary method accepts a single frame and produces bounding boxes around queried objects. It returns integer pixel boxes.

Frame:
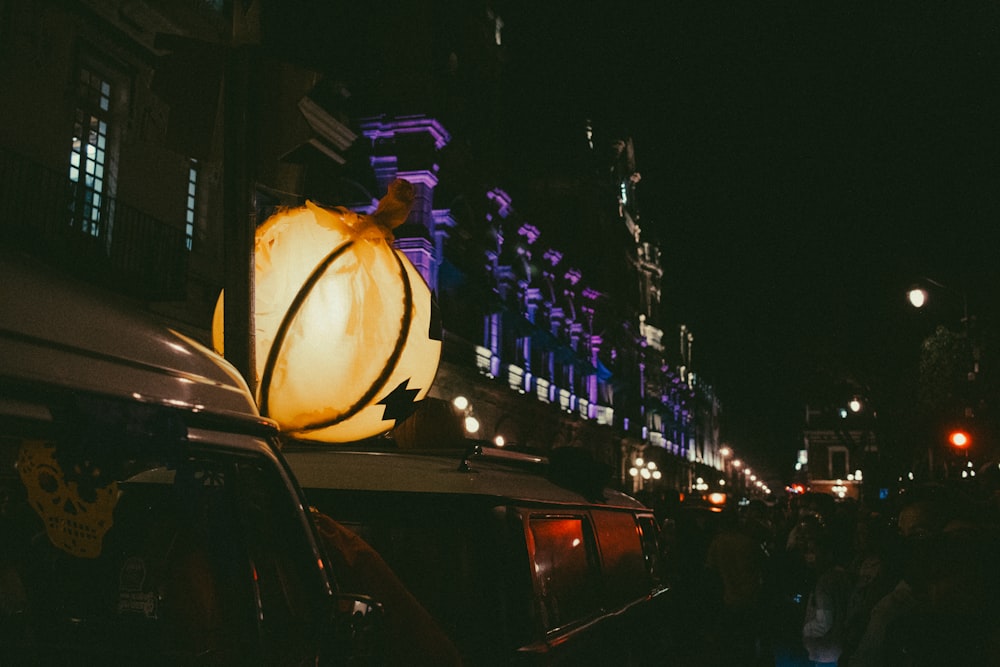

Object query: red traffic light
[948,430,971,448]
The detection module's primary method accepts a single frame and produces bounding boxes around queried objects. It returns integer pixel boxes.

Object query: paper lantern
[212,194,441,443]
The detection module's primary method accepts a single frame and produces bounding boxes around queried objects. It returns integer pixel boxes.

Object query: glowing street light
[464,415,481,434]
[948,429,971,449]
[452,395,480,434]
[906,278,971,344]
[907,277,980,481]
[629,456,661,490]
[907,287,928,309]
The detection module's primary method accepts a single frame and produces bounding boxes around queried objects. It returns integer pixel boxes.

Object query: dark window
[299,488,506,665]
[635,514,661,578]
[232,459,326,663]
[830,448,848,480]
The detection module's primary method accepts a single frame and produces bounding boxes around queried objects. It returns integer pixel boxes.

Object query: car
[0,251,390,665]
[283,438,672,666]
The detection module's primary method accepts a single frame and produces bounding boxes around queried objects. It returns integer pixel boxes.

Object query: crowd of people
[646,483,1000,666]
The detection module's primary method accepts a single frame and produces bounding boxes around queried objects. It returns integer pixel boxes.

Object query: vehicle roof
[282,445,649,510]
[0,252,262,422]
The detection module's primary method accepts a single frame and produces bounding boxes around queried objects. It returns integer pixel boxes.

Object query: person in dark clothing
[840,513,902,666]
[800,527,853,667]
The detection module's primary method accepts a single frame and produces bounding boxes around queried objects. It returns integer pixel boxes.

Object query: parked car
[0,252,392,665]
[284,441,672,666]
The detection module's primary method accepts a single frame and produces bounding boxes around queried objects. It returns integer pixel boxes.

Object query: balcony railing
[1,147,188,299]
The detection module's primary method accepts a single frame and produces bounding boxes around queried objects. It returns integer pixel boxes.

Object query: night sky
[271,1,1000,480]
[492,1,1000,479]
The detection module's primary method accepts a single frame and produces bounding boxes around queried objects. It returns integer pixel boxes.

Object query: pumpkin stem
[372,178,415,234]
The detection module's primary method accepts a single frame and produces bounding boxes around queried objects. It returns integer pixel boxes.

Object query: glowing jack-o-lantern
[212,183,441,443]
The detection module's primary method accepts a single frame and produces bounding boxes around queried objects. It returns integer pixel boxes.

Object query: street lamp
[718,446,733,486]
[452,395,481,435]
[906,277,981,480]
[906,287,928,309]
[628,456,661,493]
[906,278,972,366]
[907,278,968,323]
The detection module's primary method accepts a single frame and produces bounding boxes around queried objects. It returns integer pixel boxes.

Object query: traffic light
[948,429,971,449]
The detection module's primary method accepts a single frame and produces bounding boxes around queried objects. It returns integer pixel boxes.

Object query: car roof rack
[457,443,547,473]
[459,443,615,503]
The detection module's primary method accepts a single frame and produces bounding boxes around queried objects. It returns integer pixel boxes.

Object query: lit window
[68,68,112,237]
[185,159,199,250]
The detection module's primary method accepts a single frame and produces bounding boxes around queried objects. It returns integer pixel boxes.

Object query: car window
[591,510,650,606]
[636,514,662,578]
[303,489,502,648]
[0,394,322,665]
[525,514,601,631]
[227,457,328,663]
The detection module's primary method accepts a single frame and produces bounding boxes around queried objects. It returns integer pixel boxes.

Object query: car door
[0,392,329,665]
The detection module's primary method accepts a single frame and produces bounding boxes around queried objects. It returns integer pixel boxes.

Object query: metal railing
[1,147,188,300]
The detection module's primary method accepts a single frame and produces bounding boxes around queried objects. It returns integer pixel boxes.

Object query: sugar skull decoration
[17,440,118,558]
[212,179,442,443]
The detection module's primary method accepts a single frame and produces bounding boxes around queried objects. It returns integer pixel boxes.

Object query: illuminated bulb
[464,415,480,434]
[908,288,928,309]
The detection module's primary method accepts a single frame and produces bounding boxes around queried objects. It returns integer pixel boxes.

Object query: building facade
[1,0,733,498]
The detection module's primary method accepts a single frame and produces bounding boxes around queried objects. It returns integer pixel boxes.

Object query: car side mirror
[322,593,386,666]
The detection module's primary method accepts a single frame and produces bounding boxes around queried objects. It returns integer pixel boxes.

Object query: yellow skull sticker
[17,440,118,558]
